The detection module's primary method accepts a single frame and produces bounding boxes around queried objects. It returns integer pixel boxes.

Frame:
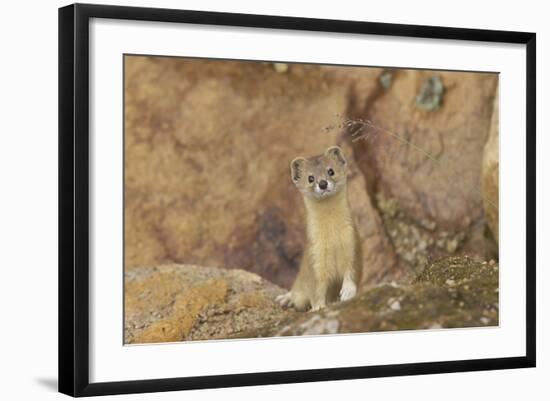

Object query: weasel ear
[290,157,306,183]
[325,146,347,166]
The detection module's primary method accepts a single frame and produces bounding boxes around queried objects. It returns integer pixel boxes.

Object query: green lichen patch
[379,69,393,90]
[416,75,445,111]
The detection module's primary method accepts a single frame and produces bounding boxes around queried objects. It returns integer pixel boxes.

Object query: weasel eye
[308,175,315,183]
[327,168,335,176]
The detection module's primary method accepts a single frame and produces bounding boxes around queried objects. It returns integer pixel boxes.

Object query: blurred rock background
[124,56,499,343]
[125,56,498,285]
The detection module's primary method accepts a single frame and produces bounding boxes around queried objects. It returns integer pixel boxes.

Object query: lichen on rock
[379,69,393,90]
[415,75,445,111]
[234,256,498,339]
[124,264,289,343]
[125,256,498,343]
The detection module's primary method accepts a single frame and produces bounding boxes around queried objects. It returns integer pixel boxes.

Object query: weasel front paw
[310,304,326,312]
[339,281,357,302]
[276,292,293,308]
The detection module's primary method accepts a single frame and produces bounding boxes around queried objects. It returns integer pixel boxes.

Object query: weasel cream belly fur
[276,146,362,311]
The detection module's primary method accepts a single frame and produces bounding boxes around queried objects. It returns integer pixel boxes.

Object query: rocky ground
[125,256,498,343]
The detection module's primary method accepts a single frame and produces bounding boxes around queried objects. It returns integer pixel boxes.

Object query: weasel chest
[308,214,355,278]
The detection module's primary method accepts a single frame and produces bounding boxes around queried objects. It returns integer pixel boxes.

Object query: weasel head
[290,146,348,201]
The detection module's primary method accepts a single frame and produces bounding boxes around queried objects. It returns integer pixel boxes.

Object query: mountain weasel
[276,146,362,311]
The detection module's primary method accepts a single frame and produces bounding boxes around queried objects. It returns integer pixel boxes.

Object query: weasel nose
[319,180,328,190]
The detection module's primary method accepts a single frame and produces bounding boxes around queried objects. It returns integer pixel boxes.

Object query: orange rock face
[347,69,499,265]
[124,56,498,289]
[124,56,398,287]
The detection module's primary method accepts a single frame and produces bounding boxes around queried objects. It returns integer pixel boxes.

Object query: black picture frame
[58,3,536,397]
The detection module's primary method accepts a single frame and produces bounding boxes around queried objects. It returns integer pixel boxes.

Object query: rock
[293,314,340,336]
[236,256,498,338]
[482,90,499,244]
[124,264,288,343]
[124,56,397,288]
[389,299,402,311]
[346,69,499,267]
[338,140,401,284]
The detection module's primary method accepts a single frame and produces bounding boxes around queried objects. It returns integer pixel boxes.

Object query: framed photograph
[58,3,536,397]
